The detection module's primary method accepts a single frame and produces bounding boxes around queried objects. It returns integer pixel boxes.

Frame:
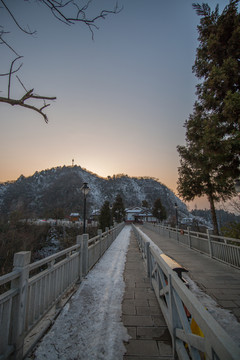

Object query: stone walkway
[122,230,174,360]
[140,225,240,323]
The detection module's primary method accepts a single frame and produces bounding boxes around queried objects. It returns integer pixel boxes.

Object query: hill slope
[0,166,189,219]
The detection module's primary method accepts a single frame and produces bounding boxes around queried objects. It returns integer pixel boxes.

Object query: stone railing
[0,223,124,360]
[143,222,240,269]
[132,224,240,360]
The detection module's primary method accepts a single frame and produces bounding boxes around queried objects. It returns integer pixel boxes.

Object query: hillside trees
[112,194,125,223]
[0,0,121,122]
[152,198,167,222]
[177,1,240,235]
[98,201,111,231]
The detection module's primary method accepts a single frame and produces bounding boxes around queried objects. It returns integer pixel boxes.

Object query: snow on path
[33,226,131,360]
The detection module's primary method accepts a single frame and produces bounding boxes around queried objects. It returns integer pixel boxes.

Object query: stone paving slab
[140,225,240,323]
[122,230,173,360]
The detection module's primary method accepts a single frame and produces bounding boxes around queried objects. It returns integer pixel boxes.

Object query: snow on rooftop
[33,226,131,360]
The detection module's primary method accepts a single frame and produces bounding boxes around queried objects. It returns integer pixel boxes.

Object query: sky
[0,0,232,210]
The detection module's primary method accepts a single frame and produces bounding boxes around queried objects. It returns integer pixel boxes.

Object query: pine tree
[99,201,111,231]
[152,198,167,222]
[177,1,240,235]
[112,194,125,223]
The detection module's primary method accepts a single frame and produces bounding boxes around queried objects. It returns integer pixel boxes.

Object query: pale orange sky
[1,0,230,211]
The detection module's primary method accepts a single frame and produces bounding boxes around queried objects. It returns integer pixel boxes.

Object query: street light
[81,182,90,233]
[174,202,178,227]
[109,204,113,227]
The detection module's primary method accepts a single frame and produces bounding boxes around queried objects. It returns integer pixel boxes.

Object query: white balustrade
[0,223,124,360]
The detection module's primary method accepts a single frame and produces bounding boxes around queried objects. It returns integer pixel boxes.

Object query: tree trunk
[208,194,219,235]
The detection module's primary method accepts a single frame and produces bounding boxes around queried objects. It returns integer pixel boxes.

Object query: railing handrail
[0,222,125,360]
[28,243,80,272]
[157,223,240,243]
[0,269,21,286]
[132,224,240,360]
[144,222,240,269]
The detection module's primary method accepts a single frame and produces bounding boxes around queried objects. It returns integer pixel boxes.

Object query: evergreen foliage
[221,221,240,239]
[152,198,167,221]
[142,200,149,208]
[112,194,125,223]
[177,1,240,235]
[99,201,111,231]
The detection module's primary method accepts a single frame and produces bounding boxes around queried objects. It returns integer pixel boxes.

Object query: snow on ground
[138,228,240,346]
[33,226,131,360]
[182,273,240,346]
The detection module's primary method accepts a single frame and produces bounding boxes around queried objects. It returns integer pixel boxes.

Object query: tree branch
[41,0,123,38]
[8,56,23,98]
[0,0,36,35]
[0,90,56,123]
[0,0,122,122]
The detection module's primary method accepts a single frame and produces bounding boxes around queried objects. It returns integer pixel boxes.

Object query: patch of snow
[183,274,240,346]
[33,226,131,360]
[37,227,60,258]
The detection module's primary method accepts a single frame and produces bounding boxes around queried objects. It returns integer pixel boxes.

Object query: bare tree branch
[40,0,123,39]
[0,63,23,77]
[0,90,56,123]
[8,56,23,98]
[0,0,122,122]
[16,75,28,92]
[0,0,36,35]
[0,33,20,57]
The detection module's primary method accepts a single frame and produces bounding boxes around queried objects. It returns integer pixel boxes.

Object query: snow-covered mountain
[0,166,189,219]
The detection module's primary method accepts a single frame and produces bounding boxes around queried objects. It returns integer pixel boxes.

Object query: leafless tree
[0,0,122,122]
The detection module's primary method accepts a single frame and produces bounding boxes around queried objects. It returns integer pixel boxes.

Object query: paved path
[122,229,173,360]
[139,225,240,323]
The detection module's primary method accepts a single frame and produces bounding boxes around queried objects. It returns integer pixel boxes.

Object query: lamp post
[174,202,178,227]
[109,205,113,227]
[81,182,90,233]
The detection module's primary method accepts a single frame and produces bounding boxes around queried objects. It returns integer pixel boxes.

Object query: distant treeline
[191,209,240,228]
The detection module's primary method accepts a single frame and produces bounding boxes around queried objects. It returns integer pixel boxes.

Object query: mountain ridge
[0,165,189,219]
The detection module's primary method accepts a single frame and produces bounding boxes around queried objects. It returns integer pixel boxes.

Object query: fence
[132,224,240,360]
[143,222,240,269]
[0,223,124,360]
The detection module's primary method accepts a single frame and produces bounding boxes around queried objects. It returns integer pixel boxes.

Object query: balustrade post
[146,242,151,277]
[76,235,83,283]
[187,227,191,248]
[207,229,213,258]
[10,251,31,360]
[98,229,102,256]
[105,227,109,248]
[168,274,180,358]
[82,234,89,276]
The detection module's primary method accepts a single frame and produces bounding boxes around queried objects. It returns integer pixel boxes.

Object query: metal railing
[132,224,240,360]
[0,223,124,360]
[143,223,240,269]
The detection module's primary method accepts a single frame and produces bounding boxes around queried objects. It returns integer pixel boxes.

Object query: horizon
[0,162,213,211]
[1,0,231,212]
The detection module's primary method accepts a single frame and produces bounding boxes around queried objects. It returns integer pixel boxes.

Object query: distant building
[180,217,193,226]
[69,213,80,222]
[125,207,157,223]
[90,209,100,222]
